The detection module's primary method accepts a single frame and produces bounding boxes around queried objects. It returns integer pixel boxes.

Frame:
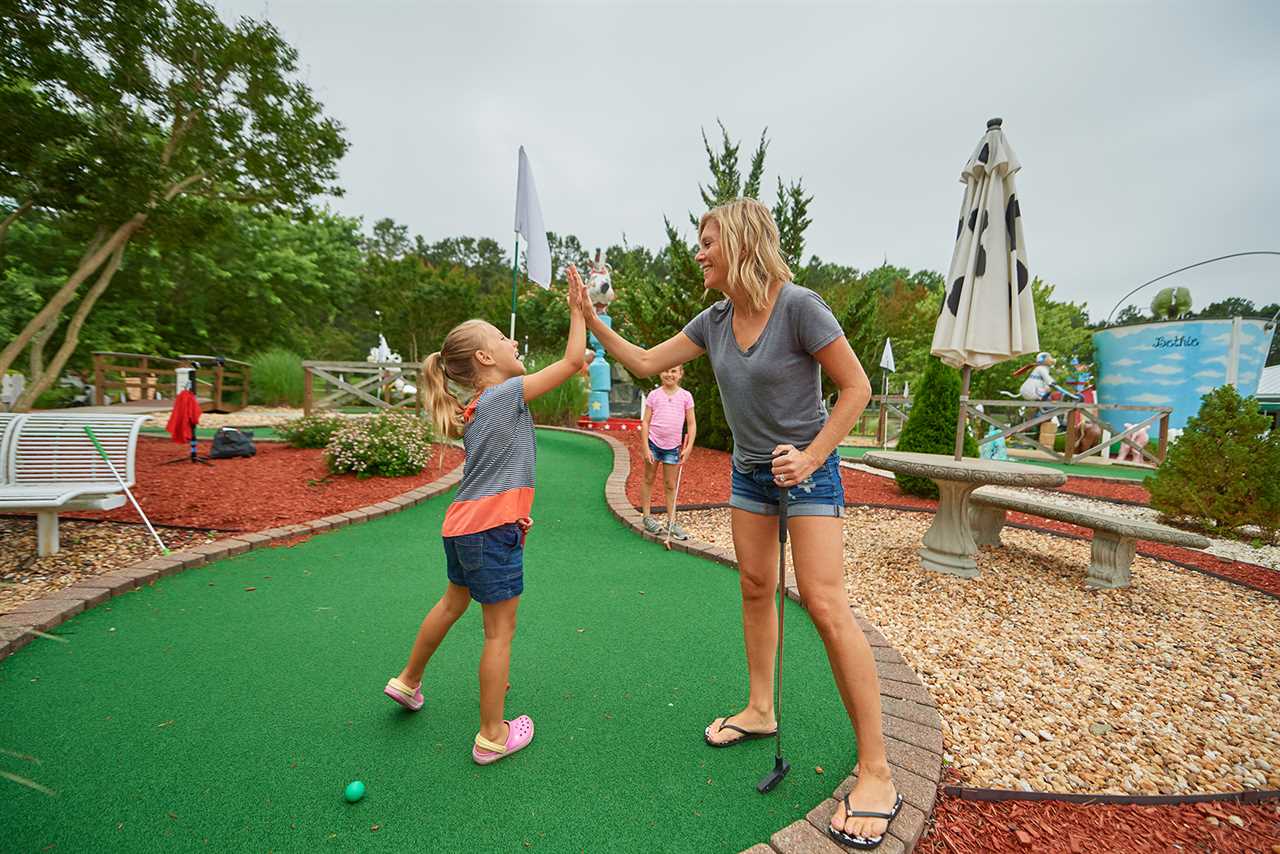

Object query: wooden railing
[964,399,1172,466]
[90,352,251,412]
[302,361,424,416]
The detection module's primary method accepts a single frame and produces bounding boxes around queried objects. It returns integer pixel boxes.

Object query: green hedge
[894,357,978,498]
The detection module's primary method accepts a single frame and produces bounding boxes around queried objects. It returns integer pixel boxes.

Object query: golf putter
[664,462,685,551]
[758,486,791,793]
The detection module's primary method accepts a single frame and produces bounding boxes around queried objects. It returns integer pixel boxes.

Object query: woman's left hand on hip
[771,444,819,486]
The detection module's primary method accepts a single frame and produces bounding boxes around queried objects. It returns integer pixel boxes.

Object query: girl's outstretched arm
[570,278,704,378]
[523,267,588,402]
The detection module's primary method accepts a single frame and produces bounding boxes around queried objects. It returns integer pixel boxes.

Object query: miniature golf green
[2,429,858,852]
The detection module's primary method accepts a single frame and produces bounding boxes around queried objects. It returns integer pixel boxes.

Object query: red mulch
[620,434,1280,598]
[919,784,1280,853]
[42,437,466,532]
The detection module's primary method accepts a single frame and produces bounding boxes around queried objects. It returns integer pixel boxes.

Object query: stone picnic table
[861,451,1067,577]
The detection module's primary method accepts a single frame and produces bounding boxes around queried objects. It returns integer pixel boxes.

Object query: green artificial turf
[2,429,857,853]
[838,444,1153,482]
[141,426,282,441]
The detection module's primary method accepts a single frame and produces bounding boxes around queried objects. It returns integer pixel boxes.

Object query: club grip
[778,487,789,544]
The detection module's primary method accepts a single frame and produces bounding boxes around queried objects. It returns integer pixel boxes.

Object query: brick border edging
[540,425,943,854]
[0,458,466,664]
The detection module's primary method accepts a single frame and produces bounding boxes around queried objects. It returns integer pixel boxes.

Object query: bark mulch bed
[45,436,466,532]
[619,432,1280,598]
[920,771,1280,854]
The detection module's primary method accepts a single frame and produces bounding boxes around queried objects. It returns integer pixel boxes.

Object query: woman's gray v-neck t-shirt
[682,283,845,472]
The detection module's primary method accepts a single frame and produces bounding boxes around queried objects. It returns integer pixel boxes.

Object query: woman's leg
[705,508,780,742]
[641,458,658,517]
[478,596,520,744]
[789,515,898,841]
[397,582,472,687]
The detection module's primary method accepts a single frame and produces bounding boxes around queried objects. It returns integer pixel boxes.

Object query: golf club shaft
[665,462,684,548]
[775,486,789,760]
[83,426,168,555]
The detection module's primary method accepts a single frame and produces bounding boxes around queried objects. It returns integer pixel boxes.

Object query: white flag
[514,146,552,289]
[879,338,895,373]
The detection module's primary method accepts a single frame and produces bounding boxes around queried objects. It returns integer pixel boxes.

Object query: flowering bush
[325,412,435,478]
[277,414,346,449]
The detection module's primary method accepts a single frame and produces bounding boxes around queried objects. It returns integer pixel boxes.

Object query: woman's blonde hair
[698,198,793,313]
[421,319,490,439]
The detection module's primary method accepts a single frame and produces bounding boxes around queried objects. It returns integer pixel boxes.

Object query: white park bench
[0,412,150,556]
[968,486,1210,589]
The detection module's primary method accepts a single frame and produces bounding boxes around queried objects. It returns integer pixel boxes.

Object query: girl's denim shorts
[443,522,524,604]
[729,449,844,517]
[647,439,681,465]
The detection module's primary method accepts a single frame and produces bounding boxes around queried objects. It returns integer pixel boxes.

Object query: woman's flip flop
[827,793,903,850]
[703,714,778,748]
[472,715,535,765]
[383,677,424,711]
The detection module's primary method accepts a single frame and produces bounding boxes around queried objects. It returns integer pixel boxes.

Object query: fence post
[303,368,313,417]
[1157,411,1169,464]
[212,364,224,412]
[1063,405,1078,464]
[93,354,105,406]
[876,398,887,446]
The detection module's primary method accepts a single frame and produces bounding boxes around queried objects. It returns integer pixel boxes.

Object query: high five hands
[566,265,590,317]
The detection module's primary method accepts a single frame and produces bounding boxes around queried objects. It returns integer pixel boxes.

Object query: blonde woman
[574,199,900,850]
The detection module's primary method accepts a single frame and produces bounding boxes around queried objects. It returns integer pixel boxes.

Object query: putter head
[756,756,790,794]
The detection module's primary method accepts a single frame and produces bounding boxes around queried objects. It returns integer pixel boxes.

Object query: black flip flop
[703,715,778,748]
[827,793,903,850]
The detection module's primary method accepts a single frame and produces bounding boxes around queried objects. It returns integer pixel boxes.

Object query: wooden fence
[302,361,423,416]
[91,352,251,412]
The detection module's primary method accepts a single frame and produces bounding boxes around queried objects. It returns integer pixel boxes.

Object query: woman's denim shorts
[443,523,524,604]
[648,439,681,465]
[730,449,844,517]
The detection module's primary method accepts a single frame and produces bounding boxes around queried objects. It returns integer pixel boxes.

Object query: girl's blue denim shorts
[647,439,681,465]
[730,449,844,517]
[443,522,524,604]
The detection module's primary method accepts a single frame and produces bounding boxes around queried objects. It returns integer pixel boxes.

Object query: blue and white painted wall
[1092,318,1276,432]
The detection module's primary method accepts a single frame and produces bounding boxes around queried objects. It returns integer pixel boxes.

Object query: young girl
[384,269,587,765]
[639,364,696,538]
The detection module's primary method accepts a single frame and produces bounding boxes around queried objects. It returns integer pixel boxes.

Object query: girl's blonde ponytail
[422,351,464,439]
[419,318,491,439]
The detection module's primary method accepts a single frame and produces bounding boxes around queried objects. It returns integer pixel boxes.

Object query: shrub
[325,412,435,478]
[894,357,979,498]
[1146,386,1280,538]
[523,350,589,426]
[249,348,305,407]
[276,414,345,449]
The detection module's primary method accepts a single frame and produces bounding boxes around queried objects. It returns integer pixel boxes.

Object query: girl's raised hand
[566,265,588,315]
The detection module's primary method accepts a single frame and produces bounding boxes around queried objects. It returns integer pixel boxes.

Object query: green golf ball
[344,780,365,803]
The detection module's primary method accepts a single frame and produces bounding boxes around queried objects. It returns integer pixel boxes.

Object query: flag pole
[509,235,519,339]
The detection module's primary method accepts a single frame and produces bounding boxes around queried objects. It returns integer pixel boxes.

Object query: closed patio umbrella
[931,118,1039,459]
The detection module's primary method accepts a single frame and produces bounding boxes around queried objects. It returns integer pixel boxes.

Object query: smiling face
[695,219,729,293]
[475,323,524,381]
[659,365,683,389]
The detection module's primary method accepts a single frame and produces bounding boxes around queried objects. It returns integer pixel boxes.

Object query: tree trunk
[14,243,127,411]
[27,316,58,389]
[0,198,33,249]
[0,214,144,381]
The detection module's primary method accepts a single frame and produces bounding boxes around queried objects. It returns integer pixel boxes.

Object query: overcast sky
[217,0,1279,323]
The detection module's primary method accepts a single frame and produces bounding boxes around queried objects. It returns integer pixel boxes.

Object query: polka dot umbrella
[931,118,1038,459]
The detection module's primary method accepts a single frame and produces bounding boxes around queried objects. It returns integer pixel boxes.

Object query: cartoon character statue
[1114,422,1150,463]
[1064,356,1095,404]
[585,249,616,421]
[1015,352,1057,402]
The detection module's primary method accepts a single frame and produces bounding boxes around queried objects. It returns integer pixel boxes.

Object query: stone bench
[968,487,1211,589]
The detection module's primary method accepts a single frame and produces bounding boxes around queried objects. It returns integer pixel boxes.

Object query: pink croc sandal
[472,715,535,765]
[383,677,424,711]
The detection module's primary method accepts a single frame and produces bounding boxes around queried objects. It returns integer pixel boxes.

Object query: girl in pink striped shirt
[640,364,697,538]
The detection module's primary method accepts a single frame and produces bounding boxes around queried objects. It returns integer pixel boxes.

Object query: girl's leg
[641,458,658,517]
[789,515,897,842]
[478,595,520,744]
[705,508,780,742]
[398,582,472,687]
[662,462,679,522]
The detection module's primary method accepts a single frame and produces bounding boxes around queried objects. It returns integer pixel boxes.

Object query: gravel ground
[678,506,1280,796]
[0,518,215,615]
[143,405,359,431]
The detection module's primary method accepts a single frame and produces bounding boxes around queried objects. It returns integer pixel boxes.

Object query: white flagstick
[83,426,169,556]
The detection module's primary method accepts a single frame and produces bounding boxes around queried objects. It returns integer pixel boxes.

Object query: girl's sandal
[472,715,535,765]
[383,677,424,711]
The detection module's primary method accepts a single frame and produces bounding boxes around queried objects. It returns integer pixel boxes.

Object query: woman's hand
[770,444,819,487]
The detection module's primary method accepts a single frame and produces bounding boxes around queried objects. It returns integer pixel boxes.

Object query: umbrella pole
[954,365,971,461]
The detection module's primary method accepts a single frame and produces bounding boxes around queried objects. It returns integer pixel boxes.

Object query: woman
[574,198,901,849]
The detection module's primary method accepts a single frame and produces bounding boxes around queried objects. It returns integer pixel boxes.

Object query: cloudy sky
[218,0,1279,323]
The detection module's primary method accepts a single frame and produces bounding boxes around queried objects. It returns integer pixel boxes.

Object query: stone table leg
[969,505,1007,547]
[918,480,980,578]
[1086,531,1135,589]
